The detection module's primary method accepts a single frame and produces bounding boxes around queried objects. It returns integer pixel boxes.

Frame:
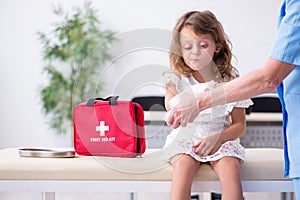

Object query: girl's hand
[193,133,221,156]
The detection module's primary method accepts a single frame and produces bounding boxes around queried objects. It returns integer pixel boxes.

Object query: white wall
[0,0,282,148]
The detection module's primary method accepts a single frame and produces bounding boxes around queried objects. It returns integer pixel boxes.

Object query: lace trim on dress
[186,140,245,164]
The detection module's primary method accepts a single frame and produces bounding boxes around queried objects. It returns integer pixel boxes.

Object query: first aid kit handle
[86,96,119,106]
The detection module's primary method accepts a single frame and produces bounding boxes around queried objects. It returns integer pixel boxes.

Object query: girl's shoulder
[163,70,181,84]
[163,70,195,92]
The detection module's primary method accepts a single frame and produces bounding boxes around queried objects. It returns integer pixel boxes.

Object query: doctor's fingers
[166,110,176,126]
[180,112,190,127]
[179,109,196,127]
[181,103,200,124]
[167,110,182,129]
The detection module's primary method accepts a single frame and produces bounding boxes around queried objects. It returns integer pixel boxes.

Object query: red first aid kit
[73,96,146,157]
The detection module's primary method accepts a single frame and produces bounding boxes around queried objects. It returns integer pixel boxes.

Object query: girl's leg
[210,157,243,200]
[170,154,200,200]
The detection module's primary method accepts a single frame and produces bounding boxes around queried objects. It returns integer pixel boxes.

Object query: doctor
[167,0,300,198]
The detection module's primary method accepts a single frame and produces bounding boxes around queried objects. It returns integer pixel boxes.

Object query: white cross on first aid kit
[95,121,109,136]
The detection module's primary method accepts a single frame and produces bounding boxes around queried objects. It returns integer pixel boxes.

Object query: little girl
[162,11,252,200]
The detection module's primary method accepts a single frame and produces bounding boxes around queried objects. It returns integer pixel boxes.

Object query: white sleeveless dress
[161,73,253,163]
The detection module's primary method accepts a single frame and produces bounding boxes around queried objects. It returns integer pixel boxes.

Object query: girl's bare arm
[193,107,246,156]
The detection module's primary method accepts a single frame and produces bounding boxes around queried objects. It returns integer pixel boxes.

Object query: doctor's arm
[205,58,295,110]
[166,58,295,129]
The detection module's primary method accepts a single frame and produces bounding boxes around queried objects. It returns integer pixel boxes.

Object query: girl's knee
[212,156,240,168]
[211,157,241,181]
[171,154,200,172]
[225,157,241,168]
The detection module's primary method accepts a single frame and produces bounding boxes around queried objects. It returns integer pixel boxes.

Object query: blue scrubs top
[270,0,300,178]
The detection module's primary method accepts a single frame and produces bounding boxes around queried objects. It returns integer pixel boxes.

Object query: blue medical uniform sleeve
[270,0,300,65]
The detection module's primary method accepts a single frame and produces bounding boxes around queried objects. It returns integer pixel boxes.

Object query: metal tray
[19,148,75,158]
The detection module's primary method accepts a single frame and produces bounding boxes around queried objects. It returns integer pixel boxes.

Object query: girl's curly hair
[169,10,238,81]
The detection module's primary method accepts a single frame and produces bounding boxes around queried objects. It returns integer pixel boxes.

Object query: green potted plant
[38,2,117,135]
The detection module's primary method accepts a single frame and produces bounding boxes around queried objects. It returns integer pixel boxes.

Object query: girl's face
[180,27,219,71]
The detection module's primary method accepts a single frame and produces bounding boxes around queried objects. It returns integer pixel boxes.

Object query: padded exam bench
[0,148,293,200]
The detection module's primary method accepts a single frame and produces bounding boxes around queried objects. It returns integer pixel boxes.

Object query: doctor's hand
[166,92,200,129]
[193,133,221,156]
